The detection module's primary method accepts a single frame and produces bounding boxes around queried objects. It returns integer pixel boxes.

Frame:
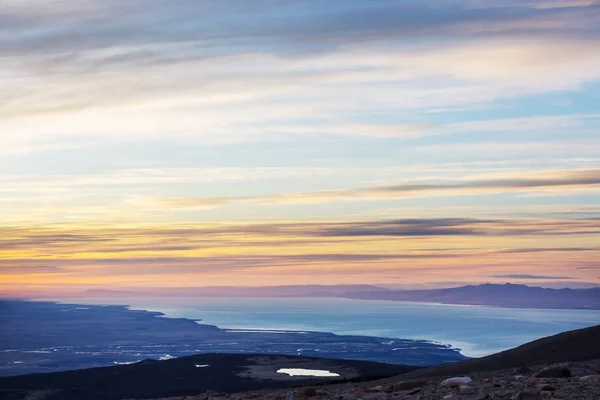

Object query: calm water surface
[74,297,600,357]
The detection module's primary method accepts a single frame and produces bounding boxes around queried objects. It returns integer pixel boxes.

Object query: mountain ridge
[344,283,600,309]
[33,283,600,310]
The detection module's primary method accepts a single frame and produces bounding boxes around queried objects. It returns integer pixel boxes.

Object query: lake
[75,297,600,357]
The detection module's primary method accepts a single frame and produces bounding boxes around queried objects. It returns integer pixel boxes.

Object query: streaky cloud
[154,169,600,207]
[490,274,575,280]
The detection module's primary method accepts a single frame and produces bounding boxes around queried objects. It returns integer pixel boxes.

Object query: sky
[1,0,600,295]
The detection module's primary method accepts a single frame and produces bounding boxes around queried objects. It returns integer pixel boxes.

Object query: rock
[512,391,539,400]
[301,388,318,397]
[462,395,489,400]
[587,359,600,373]
[407,388,421,395]
[535,367,571,378]
[539,384,556,391]
[358,395,385,400]
[392,380,428,391]
[567,365,597,377]
[441,376,473,387]
[285,392,294,400]
[579,374,600,383]
[515,366,532,374]
[459,384,472,393]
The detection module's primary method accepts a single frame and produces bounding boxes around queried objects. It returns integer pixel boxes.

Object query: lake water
[93,297,600,358]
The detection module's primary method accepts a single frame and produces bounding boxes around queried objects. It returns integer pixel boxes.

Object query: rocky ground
[155,360,600,400]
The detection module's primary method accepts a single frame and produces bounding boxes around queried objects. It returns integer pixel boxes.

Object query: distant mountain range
[74,283,600,310]
[344,283,600,309]
[80,284,389,298]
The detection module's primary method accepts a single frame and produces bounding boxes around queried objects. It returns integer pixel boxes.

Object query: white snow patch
[277,368,340,377]
[195,364,210,368]
[224,330,308,334]
[113,360,141,365]
[441,376,473,386]
[159,354,175,361]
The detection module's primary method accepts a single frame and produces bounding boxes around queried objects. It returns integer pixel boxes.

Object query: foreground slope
[168,358,600,400]
[148,326,600,400]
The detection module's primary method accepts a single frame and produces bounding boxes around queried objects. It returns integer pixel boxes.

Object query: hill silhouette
[0,354,419,400]
[399,324,600,379]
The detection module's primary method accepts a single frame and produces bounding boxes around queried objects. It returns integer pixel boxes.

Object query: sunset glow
[1,0,599,296]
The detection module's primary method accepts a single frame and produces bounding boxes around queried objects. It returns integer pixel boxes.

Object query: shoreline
[41,296,600,358]
[1,299,467,376]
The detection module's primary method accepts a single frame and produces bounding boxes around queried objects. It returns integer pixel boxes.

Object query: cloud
[3,1,599,55]
[0,234,115,251]
[442,114,600,135]
[5,159,599,190]
[0,253,452,278]
[490,274,574,280]
[1,218,597,286]
[1,1,599,290]
[152,168,600,207]
[2,216,600,254]
[362,168,600,193]
[2,2,600,154]
[492,247,600,254]
[0,265,65,275]
[578,265,600,270]
[306,219,600,237]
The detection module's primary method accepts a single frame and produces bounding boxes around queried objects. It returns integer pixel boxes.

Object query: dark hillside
[399,324,600,379]
[0,354,420,400]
